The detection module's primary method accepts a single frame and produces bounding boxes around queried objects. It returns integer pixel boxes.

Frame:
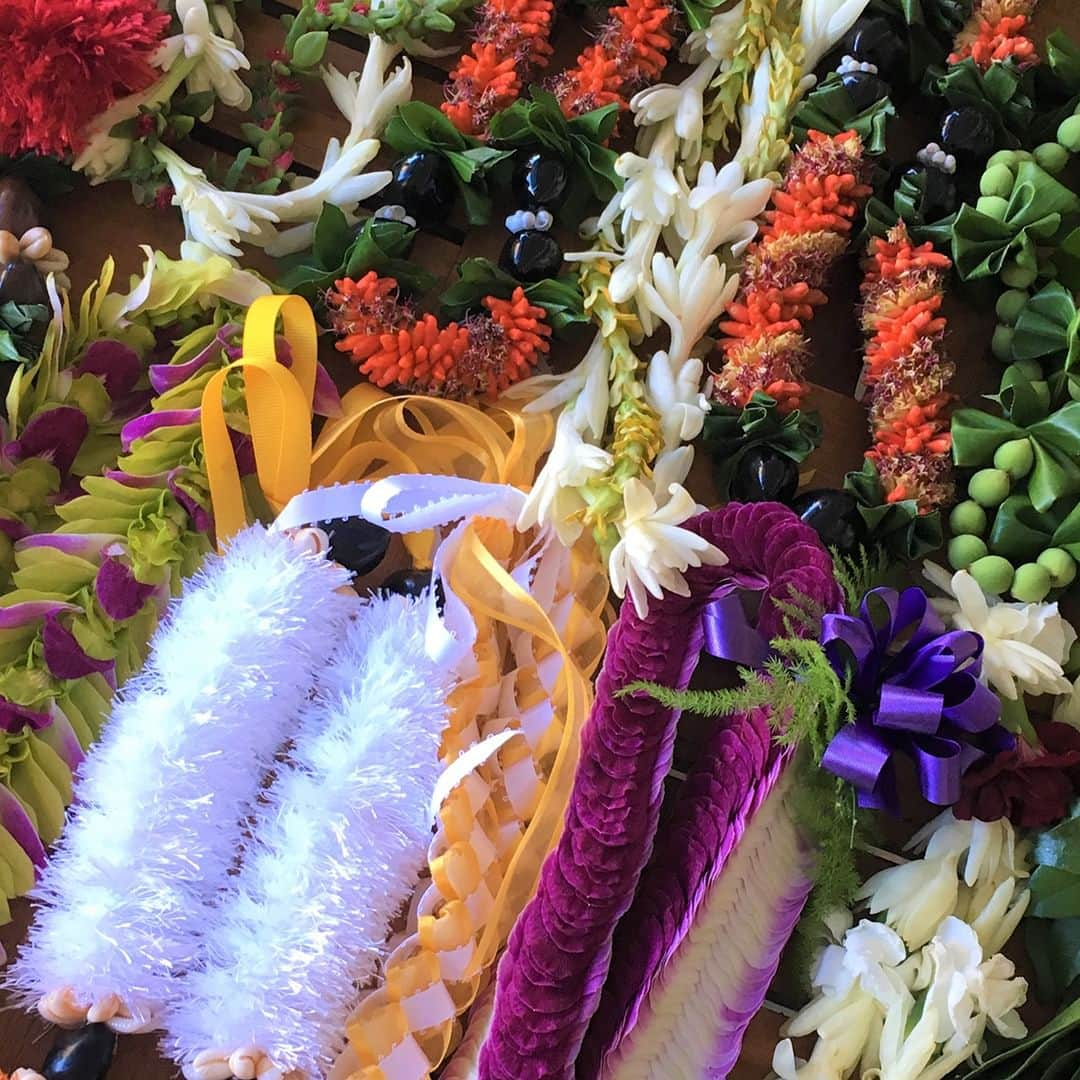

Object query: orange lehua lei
[327,271,551,400]
[948,12,1038,68]
[859,223,956,513]
[711,131,872,416]
[553,0,677,116]
[442,0,555,136]
[949,0,1039,69]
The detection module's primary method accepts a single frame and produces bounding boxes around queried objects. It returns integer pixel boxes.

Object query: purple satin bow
[819,586,1011,815]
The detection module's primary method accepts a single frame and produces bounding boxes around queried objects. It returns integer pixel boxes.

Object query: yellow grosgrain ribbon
[201,295,318,545]
[345,521,608,1080]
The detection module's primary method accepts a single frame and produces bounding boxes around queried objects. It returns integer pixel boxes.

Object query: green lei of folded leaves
[701,392,822,501]
[0,302,49,366]
[791,73,897,155]
[285,0,477,55]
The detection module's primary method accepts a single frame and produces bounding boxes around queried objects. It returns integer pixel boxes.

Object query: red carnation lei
[0,0,170,159]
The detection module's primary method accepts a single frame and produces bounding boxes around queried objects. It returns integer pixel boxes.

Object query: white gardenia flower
[681,0,747,64]
[156,0,252,112]
[857,853,961,951]
[609,479,727,617]
[773,921,913,1080]
[923,563,1077,699]
[322,37,413,147]
[517,411,613,546]
[642,251,737,366]
[907,810,1028,890]
[646,350,711,451]
[862,811,1031,953]
[812,920,909,1007]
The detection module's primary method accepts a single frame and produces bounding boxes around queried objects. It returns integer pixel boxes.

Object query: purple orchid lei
[477,502,845,1080]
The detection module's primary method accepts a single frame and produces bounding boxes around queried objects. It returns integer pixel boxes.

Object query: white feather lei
[166,591,454,1080]
[6,525,357,1029]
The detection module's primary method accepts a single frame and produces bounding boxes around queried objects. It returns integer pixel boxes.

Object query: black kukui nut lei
[41,1023,117,1080]
[317,517,392,578]
[939,105,997,167]
[843,14,908,85]
[730,446,800,505]
[502,148,569,283]
[841,69,890,112]
[512,151,571,212]
[790,489,868,558]
[386,150,457,225]
[500,229,564,282]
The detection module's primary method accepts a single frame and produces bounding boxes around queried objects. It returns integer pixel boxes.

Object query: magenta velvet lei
[577,706,785,1076]
[477,502,844,1080]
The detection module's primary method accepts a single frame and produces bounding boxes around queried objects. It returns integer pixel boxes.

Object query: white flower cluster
[75,16,411,260]
[923,563,1077,701]
[772,812,1030,1080]
[510,0,867,613]
[155,0,253,114]
[514,125,769,614]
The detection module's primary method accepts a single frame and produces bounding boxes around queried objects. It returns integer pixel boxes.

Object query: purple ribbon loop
[820,586,1010,815]
[876,683,942,734]
[702,591,770,669]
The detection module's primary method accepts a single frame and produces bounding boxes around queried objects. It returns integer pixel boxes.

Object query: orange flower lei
[553,0,677,116]
[442,0,676,135]
[442,0,556,136]
[711,130,873,416]
[948,0,1039,69]
[860,223,956,514]
[327,271,552,399]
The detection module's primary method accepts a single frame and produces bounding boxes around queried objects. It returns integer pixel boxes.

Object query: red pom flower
[0,0,171,159]
[954,721,1080,829]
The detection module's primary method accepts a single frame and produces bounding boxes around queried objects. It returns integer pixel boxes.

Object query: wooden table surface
[3,0,1079,1075]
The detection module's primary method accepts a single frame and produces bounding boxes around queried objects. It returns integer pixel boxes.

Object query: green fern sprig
[770,585,828,639]
[622,636,854,764]
[788,759,869,984]
[831,544,895,613]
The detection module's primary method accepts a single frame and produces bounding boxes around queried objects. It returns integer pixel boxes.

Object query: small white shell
[373,204,417,228]
[836,54,879,75]
[505,209,537,234]
[20,226,52,261]
[0,230,20,263]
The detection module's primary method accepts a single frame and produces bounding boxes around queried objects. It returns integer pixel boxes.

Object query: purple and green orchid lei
[0,305,341,917]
